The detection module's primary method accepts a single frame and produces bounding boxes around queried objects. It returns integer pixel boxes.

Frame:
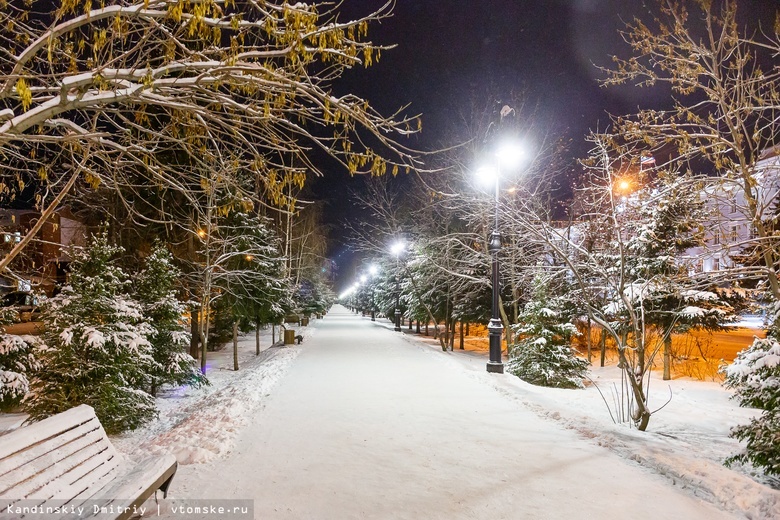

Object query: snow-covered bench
[0,404,176,520]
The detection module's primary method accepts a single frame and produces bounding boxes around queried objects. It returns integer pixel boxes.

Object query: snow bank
[112,327,309,465]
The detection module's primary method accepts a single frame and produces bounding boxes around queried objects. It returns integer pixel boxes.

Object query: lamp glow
[496,139,525,169]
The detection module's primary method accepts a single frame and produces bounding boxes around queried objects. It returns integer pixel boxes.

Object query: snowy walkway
[151,305,745,520]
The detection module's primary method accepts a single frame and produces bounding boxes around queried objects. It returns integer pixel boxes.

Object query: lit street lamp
[390,240,406,332]
[477,139,525,374]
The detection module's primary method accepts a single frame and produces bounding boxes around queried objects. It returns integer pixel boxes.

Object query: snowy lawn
[110,323,313,465]
[405,325,780,520]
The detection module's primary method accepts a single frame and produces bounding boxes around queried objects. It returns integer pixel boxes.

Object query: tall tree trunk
[199,327,208,375]
[425,322,429,336]
[256,319,261,356]
[272,324,276,345]
[190,309,200,359]
[587,316,592,363]
[459,322,464,350]
[637,329,645,377]
[600,327,607,368]
[450,319,456,351]
[233,321,239,371]
[663,334,672,381]
[498,296,511,353]
[416,320,420,333]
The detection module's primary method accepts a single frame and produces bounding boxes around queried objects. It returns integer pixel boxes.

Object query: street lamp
[477,139,525,374]
[390,240,406,332]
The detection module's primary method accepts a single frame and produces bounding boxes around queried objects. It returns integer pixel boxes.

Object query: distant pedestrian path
[160,305,737,520]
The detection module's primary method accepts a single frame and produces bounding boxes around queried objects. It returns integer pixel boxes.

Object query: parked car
[0,291,41,322]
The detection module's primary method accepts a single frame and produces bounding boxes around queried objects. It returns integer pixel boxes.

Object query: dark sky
[314,0,778,286]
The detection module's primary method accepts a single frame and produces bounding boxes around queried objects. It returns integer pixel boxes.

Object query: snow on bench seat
[0,404,176,520]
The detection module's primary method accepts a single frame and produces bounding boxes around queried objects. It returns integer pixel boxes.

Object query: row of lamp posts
[342,134,524,375]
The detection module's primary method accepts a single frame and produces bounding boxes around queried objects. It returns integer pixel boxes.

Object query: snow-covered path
[160,305,737,519]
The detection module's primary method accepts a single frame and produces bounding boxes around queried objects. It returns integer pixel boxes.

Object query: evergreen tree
[723,337,780,476]
[0,310,43,410]
[24,231,156,433]
[135,243,206,395]
[624,172,741,379]
[507,275,589,389]
[212,212,293,341]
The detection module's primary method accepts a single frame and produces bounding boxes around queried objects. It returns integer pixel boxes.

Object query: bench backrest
[0,405,121,511]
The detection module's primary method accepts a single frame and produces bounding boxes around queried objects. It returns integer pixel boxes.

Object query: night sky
[313,0,778,285]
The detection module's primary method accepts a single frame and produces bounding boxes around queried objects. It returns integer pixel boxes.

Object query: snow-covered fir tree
[0,308,43,410]
[24,231,157,433]
[507,274,589,389]
[135,243,206,396]
[622,171,741,379]
[723,335,780,476]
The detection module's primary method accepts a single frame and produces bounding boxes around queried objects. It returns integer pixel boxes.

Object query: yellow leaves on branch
[84,172,101,189]
[15,78,32,111]
[346,149,389,177]
[265,168,306,209]
[92,28,107,58]
[363,47,373,67]
[168,0,184,23]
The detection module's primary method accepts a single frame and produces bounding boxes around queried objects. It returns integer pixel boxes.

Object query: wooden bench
[0,404,176,520]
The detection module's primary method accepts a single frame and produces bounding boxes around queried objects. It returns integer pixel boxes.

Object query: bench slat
[0,422,113,494]
[0,406,97,462]
[1,434,118,502]
[27,446,120,503]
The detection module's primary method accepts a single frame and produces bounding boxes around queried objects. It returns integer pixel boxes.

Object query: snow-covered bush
[723,337,780,475]
[0,333,44,410]
[24,231,157,433]
[135,244,206,395]
[507,277,589,389]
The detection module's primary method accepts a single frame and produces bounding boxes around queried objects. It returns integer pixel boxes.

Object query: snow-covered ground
[111,324,310,464]
[101,307,779,519]
[106,308,780,519]
[734,315,765,329]
[435,348,778,518]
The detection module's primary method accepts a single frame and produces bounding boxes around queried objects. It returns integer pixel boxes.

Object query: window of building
[730,224,739,242]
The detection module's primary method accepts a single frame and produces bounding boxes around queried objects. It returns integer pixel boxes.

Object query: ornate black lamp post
[486,178,504,374]
[478,137,524,374]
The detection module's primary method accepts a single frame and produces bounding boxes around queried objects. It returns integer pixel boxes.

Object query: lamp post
[368,264,379,321]
[485,168,504,374]
[478,140,524,374]
[391,241,405,332]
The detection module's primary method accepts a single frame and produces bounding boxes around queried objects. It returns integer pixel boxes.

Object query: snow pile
[112,328,307,465]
